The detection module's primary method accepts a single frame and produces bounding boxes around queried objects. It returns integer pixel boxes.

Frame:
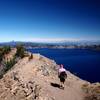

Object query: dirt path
[36,74,85,100]
[13,57,85,100]
[0,54,85,100]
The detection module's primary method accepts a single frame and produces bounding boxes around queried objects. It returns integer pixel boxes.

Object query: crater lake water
[27,48,100,83]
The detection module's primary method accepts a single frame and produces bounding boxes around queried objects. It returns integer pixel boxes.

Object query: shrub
[2,46,11,54]
[29,53,33,60]
[0,46,11,63]
[82,83,100,100]
[16,45,25,58]
[0,52,3,63]
[4,56,16,72]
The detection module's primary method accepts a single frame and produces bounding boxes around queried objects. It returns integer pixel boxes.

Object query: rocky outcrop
[0,53,58,100]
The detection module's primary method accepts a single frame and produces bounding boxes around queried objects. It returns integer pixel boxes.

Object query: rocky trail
[0,53,87,100]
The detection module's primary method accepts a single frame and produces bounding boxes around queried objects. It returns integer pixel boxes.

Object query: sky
[0,0,100,42]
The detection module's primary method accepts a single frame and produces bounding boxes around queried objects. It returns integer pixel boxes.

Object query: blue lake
[27,48,100,83]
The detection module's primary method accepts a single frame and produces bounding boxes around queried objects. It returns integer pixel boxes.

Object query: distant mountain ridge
[0,40,100,46]
[0,41,100,51]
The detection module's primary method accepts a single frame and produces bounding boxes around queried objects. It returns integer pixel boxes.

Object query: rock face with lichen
[0,50,99,100]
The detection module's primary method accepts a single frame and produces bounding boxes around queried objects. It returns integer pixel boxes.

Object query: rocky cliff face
[0,51,99,100]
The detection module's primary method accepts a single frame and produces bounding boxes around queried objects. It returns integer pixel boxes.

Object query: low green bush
[4,56,16,72]
[16,45,25,58]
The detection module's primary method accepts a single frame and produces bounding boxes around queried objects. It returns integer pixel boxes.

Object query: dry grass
[82,83,100,100]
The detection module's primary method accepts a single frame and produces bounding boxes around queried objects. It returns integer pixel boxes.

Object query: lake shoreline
[27,48,100,83]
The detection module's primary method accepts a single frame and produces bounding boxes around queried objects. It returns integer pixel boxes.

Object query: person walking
[58,64,67,89]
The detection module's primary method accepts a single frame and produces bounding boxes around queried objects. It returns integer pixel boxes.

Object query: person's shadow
[50,82,61,89]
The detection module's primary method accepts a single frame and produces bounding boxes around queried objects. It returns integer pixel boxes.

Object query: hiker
[58,64,67,89]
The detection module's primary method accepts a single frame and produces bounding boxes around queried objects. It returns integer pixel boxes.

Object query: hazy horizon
[0,38,100,43]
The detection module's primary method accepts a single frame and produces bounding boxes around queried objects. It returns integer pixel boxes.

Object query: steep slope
[0,53,86,100]
[0,48,16,78]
